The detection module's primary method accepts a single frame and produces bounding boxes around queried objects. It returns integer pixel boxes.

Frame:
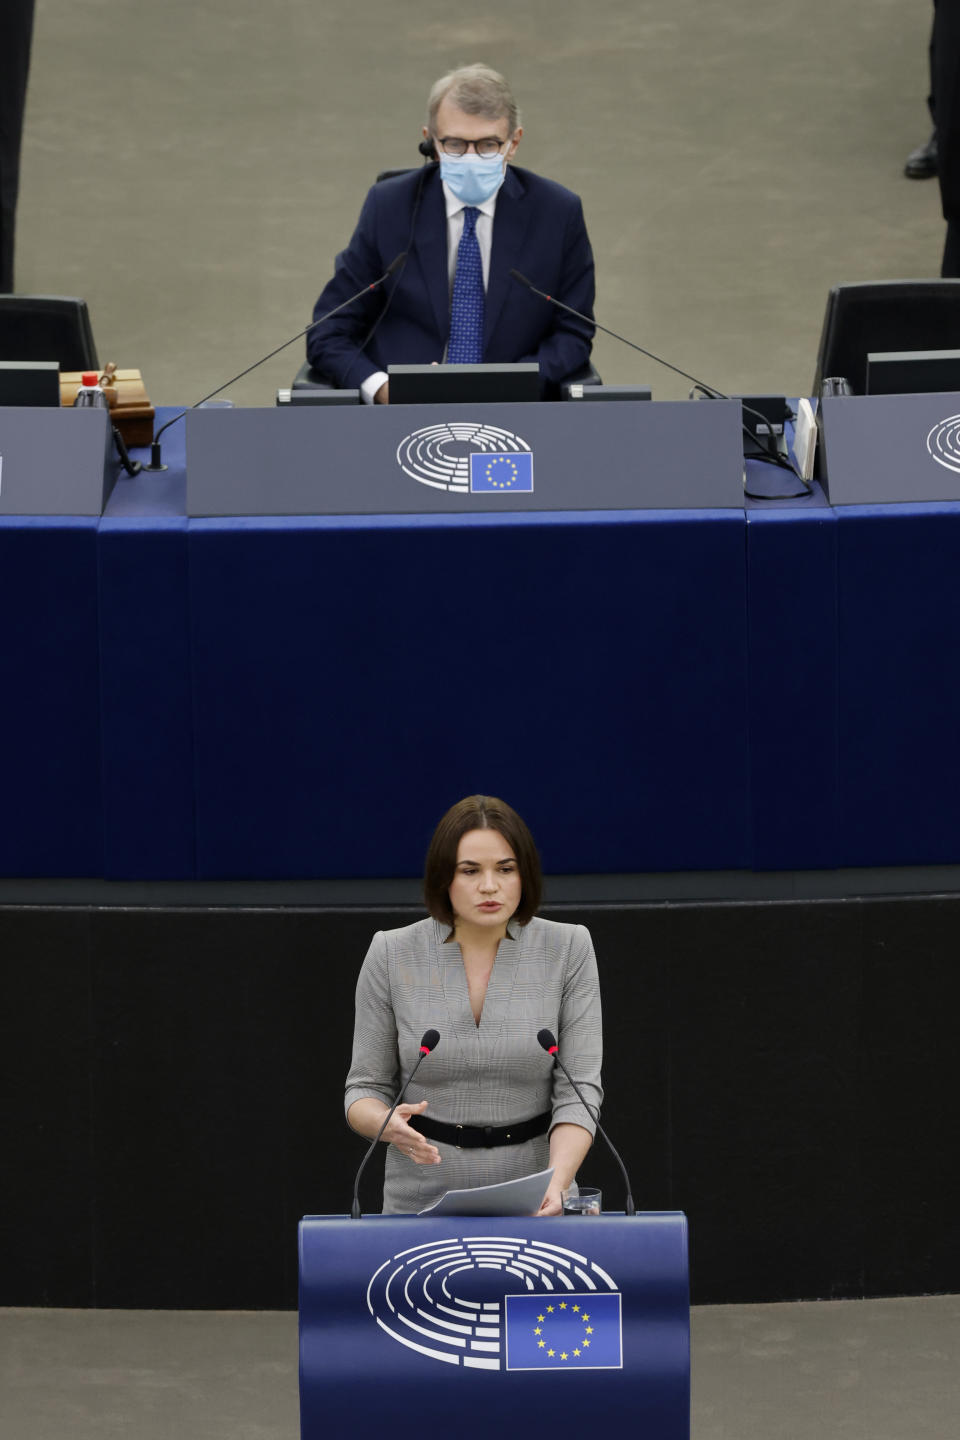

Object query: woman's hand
[383,1099,441,1165]
[536,1182,564,1216]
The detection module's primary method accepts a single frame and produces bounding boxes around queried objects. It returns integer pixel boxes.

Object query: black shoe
[905,131,938,179]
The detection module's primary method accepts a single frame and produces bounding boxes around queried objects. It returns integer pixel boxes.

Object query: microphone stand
[144,254,406,472]
[538,1030,636,1216]
[351,1031,438,1219]
[510,269,810,492]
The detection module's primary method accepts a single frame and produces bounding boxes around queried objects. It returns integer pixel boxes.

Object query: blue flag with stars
[469,452,534,493]
[504,1292,622,1371]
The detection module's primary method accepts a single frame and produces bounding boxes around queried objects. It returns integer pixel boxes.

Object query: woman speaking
[345,795,603,1214]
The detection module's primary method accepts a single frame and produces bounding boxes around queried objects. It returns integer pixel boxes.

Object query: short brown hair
[426,64,520,137]
[423,794,542,928]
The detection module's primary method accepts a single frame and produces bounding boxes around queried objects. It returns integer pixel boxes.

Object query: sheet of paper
[794,397,818,481]
[418,1167,554,1217]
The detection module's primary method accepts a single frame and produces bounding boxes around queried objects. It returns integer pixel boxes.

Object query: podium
[300,1213,689,1439]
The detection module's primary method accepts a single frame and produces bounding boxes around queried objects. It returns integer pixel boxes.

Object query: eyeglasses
[435,135,509,158]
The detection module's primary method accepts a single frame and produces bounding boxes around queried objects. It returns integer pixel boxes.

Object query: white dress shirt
[360,182,500,403]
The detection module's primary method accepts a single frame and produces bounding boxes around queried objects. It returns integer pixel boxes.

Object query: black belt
[408,1110,551,1150]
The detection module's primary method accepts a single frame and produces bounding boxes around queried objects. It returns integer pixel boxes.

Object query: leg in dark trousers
[0,0,36,293]
[936,0,960,272]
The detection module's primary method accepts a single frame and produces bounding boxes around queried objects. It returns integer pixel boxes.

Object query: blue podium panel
[300,1214,689,1440]
[98,428,195,879]
[746,502,840,868]
[0,516,102,874]
[836,502,960,864]
[189,509,750,878]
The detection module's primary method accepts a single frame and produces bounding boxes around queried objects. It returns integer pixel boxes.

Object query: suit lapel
[414,170,451,344]
[484,167,531,350]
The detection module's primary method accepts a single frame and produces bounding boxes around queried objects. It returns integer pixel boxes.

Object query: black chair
[812,280,960,395]
[0,294,98,371]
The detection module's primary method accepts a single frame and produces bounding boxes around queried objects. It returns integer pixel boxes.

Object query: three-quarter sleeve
[550,924,604,1136]
[344,931,401,1117]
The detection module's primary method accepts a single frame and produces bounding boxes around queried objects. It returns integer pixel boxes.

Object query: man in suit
[307,64,595,401]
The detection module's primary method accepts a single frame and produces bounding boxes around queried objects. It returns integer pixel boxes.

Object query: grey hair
[426,64,520,136]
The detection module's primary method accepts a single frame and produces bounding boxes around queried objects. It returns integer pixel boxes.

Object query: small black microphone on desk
[350,1028,440,1220]
[144,252,407,472]
[537,1028,636,1216]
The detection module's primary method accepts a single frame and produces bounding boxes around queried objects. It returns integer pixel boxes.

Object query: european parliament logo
[505,1292,622,1371]
[396,422,533,493]
[469,452,534,493]
[365,1236,622,1373]
[927,413,960,475]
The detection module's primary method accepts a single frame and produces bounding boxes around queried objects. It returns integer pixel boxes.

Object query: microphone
[537,1028,636,1216]
[510,268,724,399]
[144,252,407,472]
[510,269,808,486]
[350,1028,440,1219]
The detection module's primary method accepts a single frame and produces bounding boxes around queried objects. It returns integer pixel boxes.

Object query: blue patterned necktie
[447,207,485,364]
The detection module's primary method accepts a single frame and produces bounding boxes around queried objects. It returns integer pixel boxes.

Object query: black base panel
[3,894,958,1309]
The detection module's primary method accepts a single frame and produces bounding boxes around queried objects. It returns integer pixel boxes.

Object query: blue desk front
[6,407,960,878]
[93,407,751,879]
[299,1213,689,1440]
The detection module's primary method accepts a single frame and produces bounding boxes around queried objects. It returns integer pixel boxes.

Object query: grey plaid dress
[344,915,604,1214]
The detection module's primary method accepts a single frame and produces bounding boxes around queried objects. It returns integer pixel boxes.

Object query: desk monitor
[388,362,540,405]
[0,360,60,407]
[866,348,960,395]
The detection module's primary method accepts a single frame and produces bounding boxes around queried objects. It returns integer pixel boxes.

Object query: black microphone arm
[350,1028,440,1219]
[537,1028,636,1216]
[144,251,407,471]
[510,267,806,483]
[510,268,724,399]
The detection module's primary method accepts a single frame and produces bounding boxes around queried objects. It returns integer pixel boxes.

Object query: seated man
[307,64,595,401]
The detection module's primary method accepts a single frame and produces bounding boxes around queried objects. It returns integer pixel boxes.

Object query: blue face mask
[439,152,506,206]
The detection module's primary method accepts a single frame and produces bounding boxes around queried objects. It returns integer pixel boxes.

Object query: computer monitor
[0,360,61,407]
[387,362,540,405]
[866,349,960,395]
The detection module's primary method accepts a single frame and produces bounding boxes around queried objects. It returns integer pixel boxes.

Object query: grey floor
[14,0,946,407]
[2,1296,958,1439]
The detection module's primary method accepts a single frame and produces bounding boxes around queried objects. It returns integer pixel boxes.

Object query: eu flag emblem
[469,452,534,493]
[504,1292,622,1371]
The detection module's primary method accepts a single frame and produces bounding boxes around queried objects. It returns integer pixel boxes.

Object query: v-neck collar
[435,918,523,1045]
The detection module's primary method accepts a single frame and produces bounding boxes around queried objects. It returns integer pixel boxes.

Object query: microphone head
[385,251,407,278]
[420,1028,440,1054]
[509,268,532,288]
[537,1028,558,1055]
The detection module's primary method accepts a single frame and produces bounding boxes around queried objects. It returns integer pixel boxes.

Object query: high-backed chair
[812,280,960,395]
[0,294,98,370]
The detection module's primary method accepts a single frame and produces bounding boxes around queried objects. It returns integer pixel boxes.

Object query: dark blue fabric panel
[746,505,839,868]
[0,517,102,874]
[189,509,750,878]
[98,519,195,878]
[837,502,960,864]
[97,416,195,878]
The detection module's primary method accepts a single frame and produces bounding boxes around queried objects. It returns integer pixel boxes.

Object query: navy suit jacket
[307,163,595,391]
